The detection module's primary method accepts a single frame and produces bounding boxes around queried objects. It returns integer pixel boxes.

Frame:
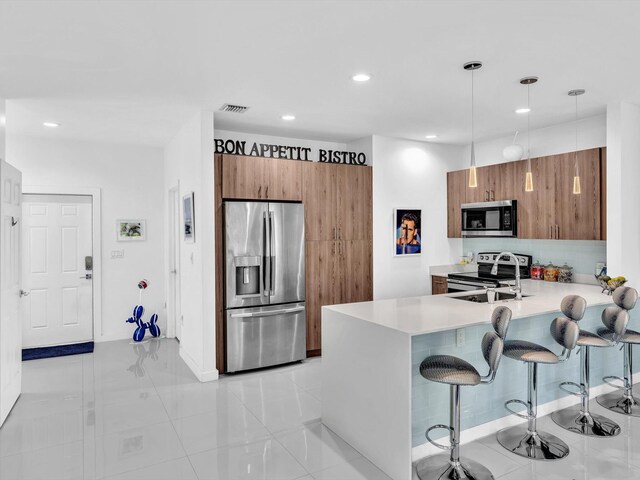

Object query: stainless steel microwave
[461,200,517,237]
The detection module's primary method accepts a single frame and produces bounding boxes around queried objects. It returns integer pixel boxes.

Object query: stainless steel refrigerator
[224,201,306,372]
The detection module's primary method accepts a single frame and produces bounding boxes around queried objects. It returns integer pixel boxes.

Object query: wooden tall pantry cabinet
[214,154,373,372]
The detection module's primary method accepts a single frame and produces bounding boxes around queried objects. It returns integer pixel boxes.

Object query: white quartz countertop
[323,280,614,336]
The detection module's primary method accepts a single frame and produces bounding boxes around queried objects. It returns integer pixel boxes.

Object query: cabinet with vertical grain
[302,163,373,355]
[447,147,606,240]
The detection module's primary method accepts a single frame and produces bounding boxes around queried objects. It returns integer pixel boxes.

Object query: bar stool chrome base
[416,455,494,480]
[496,426,570,461]
[597,391,640,417]
[551,406,621,436]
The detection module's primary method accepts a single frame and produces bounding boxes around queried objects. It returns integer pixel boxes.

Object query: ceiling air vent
[219,104,249,114]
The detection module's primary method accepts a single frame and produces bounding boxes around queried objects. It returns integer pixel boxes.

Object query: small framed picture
[394,208,421,256]
[183,192,195,242]
[117,219,146,242]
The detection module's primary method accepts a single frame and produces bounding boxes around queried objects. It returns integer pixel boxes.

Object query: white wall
[371,135,466,299]
[0,100,5,162]
[606,102,640,286]
[164,111,217,381]
[464,114,606,166]
[6,135,165,342]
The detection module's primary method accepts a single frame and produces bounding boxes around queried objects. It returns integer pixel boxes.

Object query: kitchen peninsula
[321,281,628,480]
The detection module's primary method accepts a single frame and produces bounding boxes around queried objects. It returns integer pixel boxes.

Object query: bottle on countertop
[558,263,573,283]
[530,260,544,280]
[543,262,559,282]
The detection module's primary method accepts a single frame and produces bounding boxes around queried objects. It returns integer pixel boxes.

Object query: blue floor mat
[22,341,94,361]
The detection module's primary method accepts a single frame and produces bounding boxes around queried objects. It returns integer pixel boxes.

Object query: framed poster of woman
[394,208,421,255]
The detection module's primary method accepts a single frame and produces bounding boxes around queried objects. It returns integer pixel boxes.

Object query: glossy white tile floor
[5,338,640,480]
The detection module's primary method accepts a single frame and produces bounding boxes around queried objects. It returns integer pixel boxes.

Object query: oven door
[447,279,489,293]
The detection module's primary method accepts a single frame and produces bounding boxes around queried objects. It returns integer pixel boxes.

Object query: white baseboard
[412,377,639,462]
[179,346,219,382]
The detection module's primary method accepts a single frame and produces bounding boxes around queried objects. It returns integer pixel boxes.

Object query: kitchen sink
[451,291,531,303]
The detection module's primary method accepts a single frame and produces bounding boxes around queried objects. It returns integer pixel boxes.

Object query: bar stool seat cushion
[503,340,559,364]
[419,355,481,386]
[577,329,610,347]
[597,327,640,345]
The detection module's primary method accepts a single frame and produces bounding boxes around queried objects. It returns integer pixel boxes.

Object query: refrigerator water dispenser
[234,256,261,296]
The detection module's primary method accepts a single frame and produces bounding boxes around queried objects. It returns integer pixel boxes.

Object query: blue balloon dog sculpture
[126,305,161,342]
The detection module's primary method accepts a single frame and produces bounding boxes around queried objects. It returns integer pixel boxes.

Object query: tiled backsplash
[463,238,606,275]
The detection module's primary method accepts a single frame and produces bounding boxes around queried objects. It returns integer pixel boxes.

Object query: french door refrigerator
[224,201,305,372]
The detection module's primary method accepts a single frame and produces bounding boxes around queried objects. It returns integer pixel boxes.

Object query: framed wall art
[117,219,146,241]
[183,192,195,242]
[394,208,421,256]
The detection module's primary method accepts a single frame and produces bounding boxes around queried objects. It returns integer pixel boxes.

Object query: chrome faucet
[491,252,522,300]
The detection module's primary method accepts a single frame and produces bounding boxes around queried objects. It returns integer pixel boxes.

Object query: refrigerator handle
[269,211,275,296]
[263,211,270,296]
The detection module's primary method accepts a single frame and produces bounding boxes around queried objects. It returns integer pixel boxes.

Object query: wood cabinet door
[447,170,466,238]
[491,162,517,201]
[338,240,373,304]
[264,158,302,201]
[337,166,372,241]
[514,156,557,239]
[465,165,493,203]
[305,240,339,352]
[554,148,601,240]
[221,155,267,199]
[302,163,338,241]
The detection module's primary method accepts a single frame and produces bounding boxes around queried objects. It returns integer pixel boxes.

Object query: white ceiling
[0,0,638,147]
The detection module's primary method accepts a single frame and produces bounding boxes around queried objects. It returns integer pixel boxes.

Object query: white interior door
[168,186,182,340]
[0,160,22,426]
[21,194,93,348]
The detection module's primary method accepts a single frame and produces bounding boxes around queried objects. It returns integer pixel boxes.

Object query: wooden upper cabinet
[337,166,372,241]
[221,154,302,200]
[222,155,267,199]
[264,157,302,200]
[302,163,338,241]
[447,170,467,238]
[446,147,606,241]
[554,148,601,240]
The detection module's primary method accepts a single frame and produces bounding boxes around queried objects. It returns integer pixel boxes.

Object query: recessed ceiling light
[425,134,438,140]
[43,122,60,127]
[515,108,531,114]
[352,73,371,82]
[281,114,295,121]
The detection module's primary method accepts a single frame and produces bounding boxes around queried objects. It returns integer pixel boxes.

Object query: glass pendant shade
[468,142,477,188]
[525,171,534,192]
[573,175,581,194]
[469,166,478,188]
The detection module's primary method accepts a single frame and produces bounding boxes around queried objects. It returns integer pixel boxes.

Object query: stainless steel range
[447,252,532,293]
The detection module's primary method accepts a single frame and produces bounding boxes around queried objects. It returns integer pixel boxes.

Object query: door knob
[80,273,93,280]
[19,289,30,297]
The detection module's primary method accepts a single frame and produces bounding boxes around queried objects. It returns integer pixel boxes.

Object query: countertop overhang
[323,280,614,336]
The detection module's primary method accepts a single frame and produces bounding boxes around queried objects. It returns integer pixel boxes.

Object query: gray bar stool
[416,306,512,480]
[496,316,579,460]
[596,286,640,416]
[552,295,629,436]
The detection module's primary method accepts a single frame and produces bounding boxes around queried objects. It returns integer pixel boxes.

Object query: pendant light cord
[527,84,531,167]
[471,68,475,166]
[575,94,579,176]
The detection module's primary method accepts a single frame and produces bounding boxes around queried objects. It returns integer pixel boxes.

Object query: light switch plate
[111,250,124,259]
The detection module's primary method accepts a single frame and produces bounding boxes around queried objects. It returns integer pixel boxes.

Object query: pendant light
[464,61,482,188]
[568,89,585,195]
[520,77,538,192]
